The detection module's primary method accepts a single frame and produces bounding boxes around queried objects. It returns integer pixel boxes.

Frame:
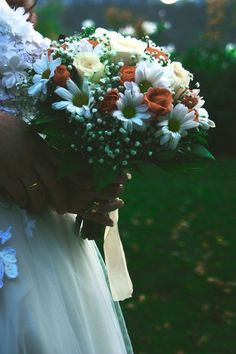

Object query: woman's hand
[0,113,67,213]
[64,171,129,227]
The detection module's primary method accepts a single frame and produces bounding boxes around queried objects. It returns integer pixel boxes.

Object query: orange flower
[100,89,119,113]
[193,109,199,122]
[182,93,199,109]
[145,47,168,61]
[120,66,136,84]
[47,47,54,58]
[88,39,99,48]
[53,65,71,87]
[144,87,172,119]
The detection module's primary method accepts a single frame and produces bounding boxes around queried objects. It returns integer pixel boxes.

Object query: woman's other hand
[0,113,67,213]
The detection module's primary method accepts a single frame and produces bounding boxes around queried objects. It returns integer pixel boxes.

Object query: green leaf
[129,160,159,175]
[93,163,117,192]
[32,116,57,125]
[156,150,177,162]
[189,144,215,160]
[187,132,209,147]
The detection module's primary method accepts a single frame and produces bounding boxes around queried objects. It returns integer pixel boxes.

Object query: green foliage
[96,158,236,354]
[36,2,65,39]
[176,46,236,157]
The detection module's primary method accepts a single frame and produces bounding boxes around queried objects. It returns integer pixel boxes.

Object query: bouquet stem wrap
[104,210,133,301]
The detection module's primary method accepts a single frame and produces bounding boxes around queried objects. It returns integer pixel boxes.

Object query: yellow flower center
[139,80,152,93]
[72,94,89,107]
[168,118,181,132]
[123,105,136,119]
[42,69,51,79]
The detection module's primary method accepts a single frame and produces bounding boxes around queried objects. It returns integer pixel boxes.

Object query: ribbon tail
[104,209,133,301]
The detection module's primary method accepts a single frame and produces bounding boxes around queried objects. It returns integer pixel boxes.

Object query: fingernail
[126,173,132,180]
[118,198,125,206]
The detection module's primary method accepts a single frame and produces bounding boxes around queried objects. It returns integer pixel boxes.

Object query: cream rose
[170,62,191,96]
[73,52,104,83]
[110,35,147,64]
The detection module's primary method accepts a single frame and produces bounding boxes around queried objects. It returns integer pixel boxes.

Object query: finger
[34,157,67,214]
[43,146,61,169]
[20,171,46,214]
[0,168,28,208]
[97,199,124,213]
[98,183,124,200]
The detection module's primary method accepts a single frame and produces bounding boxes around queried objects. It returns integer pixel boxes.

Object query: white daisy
[156,103,199,150]
[113,82,151,132]
[28,54,61,98]
[197,108,216,130]
[69,38,104,56]
[135,60,172,93]
[52,79,92,118]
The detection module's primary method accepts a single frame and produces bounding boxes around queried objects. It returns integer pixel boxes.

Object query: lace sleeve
[0,2,50,111]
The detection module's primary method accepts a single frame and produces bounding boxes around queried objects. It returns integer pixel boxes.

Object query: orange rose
[120,66,136,84]
[88,39,99,48]
[54,65,71,87]
[100,89,119,113]
[145,47,168,61]
[144,88,172,119]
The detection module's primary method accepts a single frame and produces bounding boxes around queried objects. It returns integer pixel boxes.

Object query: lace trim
[0,226,19,288]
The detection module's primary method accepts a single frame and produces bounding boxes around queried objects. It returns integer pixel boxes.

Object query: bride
[0,1,134,353]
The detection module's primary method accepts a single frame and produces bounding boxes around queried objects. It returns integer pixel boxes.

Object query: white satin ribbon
[104,209,133,301]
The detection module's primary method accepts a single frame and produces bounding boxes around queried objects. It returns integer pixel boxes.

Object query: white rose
[170,62,191,96]
[110,35,147,64]
[73,52,104,83]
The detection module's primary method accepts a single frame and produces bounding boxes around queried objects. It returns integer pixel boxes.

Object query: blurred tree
[204,0,228,42]
[36,1,64,39]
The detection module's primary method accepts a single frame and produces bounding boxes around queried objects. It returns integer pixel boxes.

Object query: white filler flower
[28,54,61,98]
[113,83,151,132]
[156,103,199,150]
[135,60,172,93]
[52,79,92,118]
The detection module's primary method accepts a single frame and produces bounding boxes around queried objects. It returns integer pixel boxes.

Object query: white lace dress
[0,2,133,353]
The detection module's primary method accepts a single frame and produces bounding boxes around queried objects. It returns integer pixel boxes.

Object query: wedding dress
[0,2,133,353]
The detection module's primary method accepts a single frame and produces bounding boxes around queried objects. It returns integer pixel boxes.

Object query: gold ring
[84,201,100,216]
[26,182,40,191]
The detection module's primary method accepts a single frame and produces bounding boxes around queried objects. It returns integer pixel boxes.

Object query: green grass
[115,159,236,354]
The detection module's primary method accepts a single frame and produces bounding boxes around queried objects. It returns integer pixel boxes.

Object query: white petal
[49,57,61,71]
[28,82,43,96]
[161,133,171,145]
[181,120,199,130]
[52,101,71,110]
[33,59,46,74]
[66,79,80,96]
[55,87,73,101]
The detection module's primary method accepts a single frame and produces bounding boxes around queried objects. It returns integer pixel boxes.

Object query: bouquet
[21,27,215,300]
[25,27,215,184]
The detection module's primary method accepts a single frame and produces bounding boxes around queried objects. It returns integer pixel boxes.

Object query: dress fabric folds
[0,194,133,354]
